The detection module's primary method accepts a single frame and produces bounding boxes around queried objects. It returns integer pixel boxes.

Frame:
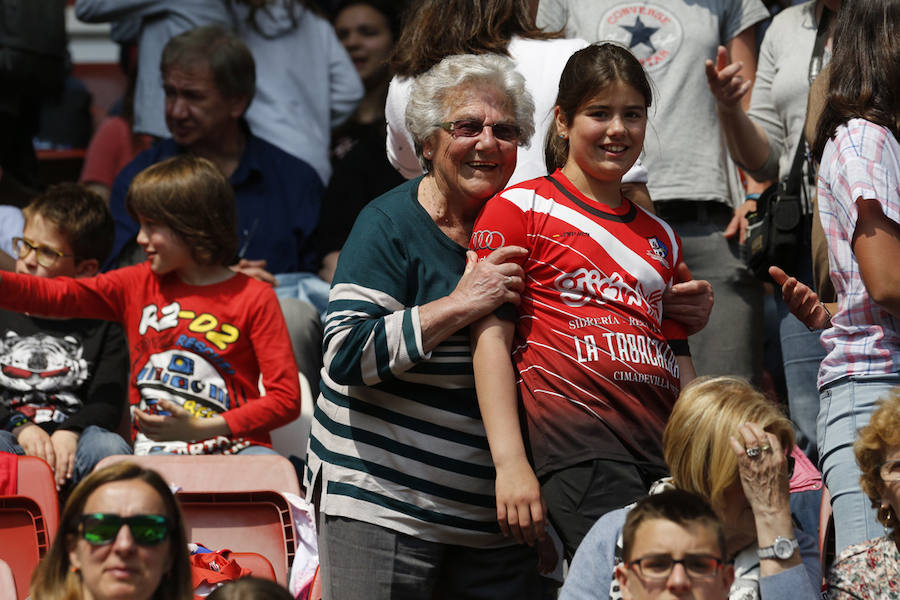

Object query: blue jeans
[318,515,540,600]
[275,272,331,321]
[818,374,898,553]
[0,425,131,484]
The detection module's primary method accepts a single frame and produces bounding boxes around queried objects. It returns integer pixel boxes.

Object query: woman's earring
[558,133,568,140]
[879,502,894,526]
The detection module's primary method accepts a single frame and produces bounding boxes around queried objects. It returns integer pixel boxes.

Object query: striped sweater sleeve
[323,205,427,386]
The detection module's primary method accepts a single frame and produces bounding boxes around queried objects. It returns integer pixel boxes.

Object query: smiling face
[557,79,647,188]
[616,519,734,600]
[68,480,173,600]
[423,83,519,207]
[135,216,195,278]
[163,63,247,152]
[334,3,394,88]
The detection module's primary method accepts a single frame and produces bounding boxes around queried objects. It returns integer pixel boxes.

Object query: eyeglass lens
[80,513,170,546]
[632,554,722,580]
[12,237,64,268]
[446,120,520,141]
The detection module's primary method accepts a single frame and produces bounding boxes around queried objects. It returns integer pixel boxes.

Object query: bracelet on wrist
[745,193,762,201]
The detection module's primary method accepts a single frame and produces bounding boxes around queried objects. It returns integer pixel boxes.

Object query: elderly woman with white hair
[304,52,542,600]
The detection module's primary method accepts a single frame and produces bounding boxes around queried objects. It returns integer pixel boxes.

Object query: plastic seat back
[0,496,50,600]
[94,454,302,496]
[15,456,59,539]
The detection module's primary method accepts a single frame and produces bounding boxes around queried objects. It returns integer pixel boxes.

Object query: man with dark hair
[614,490,734,600]
[0,184,131,487]
[104,26,325,393]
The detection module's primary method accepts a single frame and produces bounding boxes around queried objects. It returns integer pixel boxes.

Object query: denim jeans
[274,272,331,320]
[318,515,540,600]
[0,425,131,484]
[818,374,899,553]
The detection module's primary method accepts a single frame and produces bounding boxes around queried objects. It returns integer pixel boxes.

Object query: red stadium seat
[15,456,59,540]
[0,496,50,600]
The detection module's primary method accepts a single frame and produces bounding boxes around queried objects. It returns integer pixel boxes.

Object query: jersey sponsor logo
[568,315,622,329]
[552,231,591,239]
[554,268,645,310]
[471,229,506,251]
[573,331,679,379]
[595,3,682,72]
[646,236,671,268]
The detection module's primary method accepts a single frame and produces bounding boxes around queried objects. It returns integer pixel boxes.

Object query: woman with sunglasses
[562,376,822,600]
[30,461,192,600]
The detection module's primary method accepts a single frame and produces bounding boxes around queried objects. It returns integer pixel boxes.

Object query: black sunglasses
[78,513,170,546]
[439,119,521,142]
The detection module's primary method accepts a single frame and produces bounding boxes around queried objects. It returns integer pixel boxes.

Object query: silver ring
[745,446,762,459]
[505,276,513,286]
[760,444,772,452]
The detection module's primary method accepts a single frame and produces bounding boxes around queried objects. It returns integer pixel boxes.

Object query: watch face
[773,537,794,559]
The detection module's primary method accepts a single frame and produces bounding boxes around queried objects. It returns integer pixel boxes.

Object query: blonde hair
[663,376,795,510]
[855,388,900,529]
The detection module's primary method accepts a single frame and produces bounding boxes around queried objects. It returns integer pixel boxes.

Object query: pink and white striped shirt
[817,118,900,388]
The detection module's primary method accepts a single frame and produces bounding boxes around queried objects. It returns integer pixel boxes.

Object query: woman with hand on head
[30,461,192,600]
[827,388,900,599]
[561,376,822,600]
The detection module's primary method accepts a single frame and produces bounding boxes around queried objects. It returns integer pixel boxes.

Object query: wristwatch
[757,536,799,560]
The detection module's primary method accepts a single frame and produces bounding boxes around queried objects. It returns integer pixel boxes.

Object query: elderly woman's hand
[451,247,527,319]
[729,422,791,517]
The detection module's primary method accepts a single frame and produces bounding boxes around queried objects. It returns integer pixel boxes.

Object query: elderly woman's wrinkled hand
[729,422,791,517]
[452,246,527,319]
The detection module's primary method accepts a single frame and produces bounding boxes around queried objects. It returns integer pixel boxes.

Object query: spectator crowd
[0,0,898,599]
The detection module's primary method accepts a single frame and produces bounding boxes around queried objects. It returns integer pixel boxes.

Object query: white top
[384,36,649,187]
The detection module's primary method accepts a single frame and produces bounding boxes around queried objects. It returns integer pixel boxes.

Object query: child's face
[136,217,194,277]
[16,213,86,279]
[556,80,647,185]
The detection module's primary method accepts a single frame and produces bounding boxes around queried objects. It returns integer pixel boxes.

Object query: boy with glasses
[614,490,734,600]
[0,184,130,487]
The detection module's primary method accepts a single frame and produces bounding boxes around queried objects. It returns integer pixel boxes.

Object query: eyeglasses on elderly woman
[439,119,521,142]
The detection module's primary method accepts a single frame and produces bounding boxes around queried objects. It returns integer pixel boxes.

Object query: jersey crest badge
[646,236,670,268]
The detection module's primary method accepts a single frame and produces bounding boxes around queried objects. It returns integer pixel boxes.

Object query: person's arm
[0,269,126,322]
[74,0,161,22]
[725,26,759,114]
[705,44,772,173]
[768,266,834,330]
[325,20,364,128]
[471,313,546,546]
[852,197,900,318]
[54,321,129,486]
[323,206,525,387]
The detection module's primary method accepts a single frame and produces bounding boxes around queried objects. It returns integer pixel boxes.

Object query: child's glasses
[439,119,521,142]
[626,554,724,581]
[12,236,75,268]
[78,513,170,546]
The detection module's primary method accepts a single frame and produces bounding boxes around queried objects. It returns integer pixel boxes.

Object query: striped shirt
[305,177,510,547]
[817,119,900,388]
